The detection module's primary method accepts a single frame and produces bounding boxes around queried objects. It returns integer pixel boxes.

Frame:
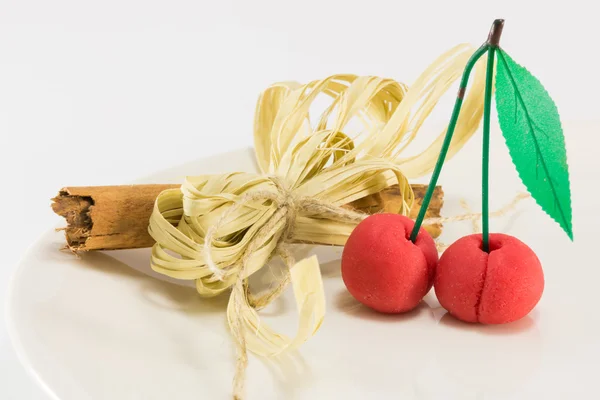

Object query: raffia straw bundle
[148,43,487,399]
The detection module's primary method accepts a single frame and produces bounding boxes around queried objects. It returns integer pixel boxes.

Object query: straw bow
[148,43,486,399]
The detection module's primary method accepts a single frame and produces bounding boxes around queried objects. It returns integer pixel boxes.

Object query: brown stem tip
[487,19,505,47]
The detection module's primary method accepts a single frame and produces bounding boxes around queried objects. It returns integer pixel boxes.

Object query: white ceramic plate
[7,136,600,399]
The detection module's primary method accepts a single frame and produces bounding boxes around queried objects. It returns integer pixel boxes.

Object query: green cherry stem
[481,46,496,252]
[410,19,505,244]
[409,43,488,242]
[482,19,504,251]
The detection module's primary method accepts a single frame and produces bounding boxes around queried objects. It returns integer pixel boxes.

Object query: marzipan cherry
[341,214,438,313]
[434,233,544,324]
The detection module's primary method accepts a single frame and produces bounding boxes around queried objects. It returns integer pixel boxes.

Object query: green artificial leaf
[495,49,573,240]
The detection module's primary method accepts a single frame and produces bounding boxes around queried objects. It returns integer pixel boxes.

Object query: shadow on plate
[438,311,537,335]
[76,251,230,314]
[333,289,435,323]
[319,259,342,278]
[258,350,314,400]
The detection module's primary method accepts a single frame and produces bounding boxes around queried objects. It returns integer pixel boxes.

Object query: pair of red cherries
[341,214,544,324]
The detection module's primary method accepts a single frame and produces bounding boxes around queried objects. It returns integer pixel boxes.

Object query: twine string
[203,177,529,399]
[203,176,365,399]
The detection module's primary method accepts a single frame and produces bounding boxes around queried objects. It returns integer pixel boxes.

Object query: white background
[0,0,597,398]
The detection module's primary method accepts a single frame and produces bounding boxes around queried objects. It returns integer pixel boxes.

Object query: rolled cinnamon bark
[52,184,443,251]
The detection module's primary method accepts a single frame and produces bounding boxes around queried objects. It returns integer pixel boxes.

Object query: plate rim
[5,145,255,400]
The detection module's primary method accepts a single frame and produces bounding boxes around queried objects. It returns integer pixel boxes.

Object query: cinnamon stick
[52,184,443,252]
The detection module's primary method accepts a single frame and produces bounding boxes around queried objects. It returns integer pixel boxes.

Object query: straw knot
[202,175,365,286]
[199,175,367,399]
[268,176,301,243]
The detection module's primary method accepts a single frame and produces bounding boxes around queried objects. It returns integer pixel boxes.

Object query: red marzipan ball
[341,214,438,313]
[434,233,544,324]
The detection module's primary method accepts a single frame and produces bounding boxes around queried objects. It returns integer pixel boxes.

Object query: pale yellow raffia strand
[460,199,481,233]
[219,180,365,399]
[422,192,530,226]
[148,43,487,399]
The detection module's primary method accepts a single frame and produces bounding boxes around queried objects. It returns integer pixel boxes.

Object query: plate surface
[7,137,600,399]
